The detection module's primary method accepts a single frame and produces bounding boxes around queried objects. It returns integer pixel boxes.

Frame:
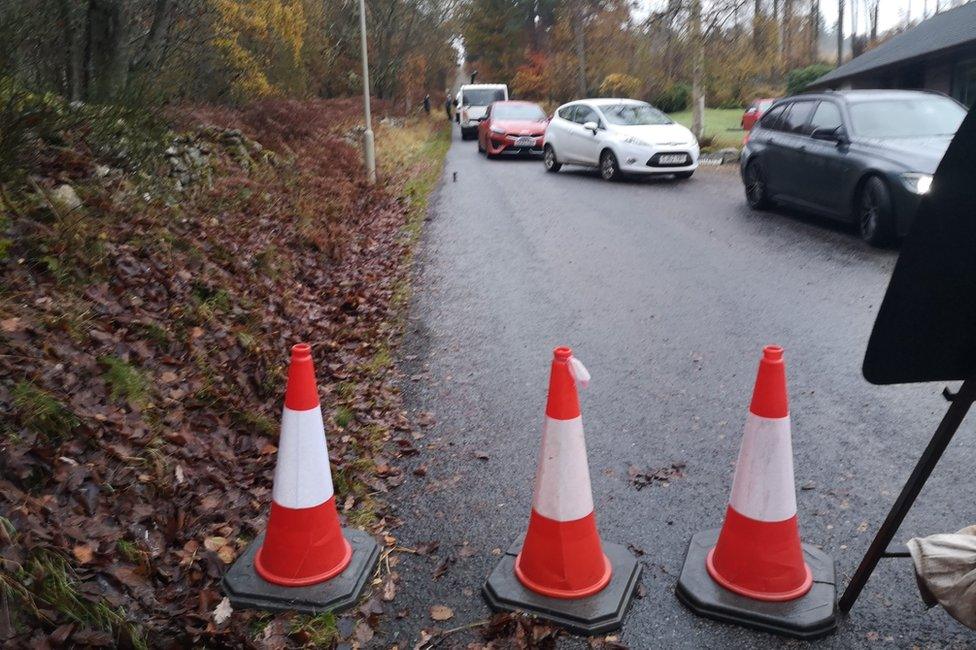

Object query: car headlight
[490,125,505,135]
[901,172,933,195]
[623,136,650,147]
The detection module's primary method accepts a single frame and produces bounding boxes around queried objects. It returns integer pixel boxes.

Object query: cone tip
[763,345,784,362]
[285,343,319,410]
[553,346,572,360]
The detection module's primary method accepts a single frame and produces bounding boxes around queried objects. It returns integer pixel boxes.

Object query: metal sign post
[841,103,976,613]
[357,0,376,184]
[839,379,976,612]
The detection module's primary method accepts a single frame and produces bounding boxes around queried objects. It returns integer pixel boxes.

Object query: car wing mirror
[812,127,849,145]
[582,121,598,134]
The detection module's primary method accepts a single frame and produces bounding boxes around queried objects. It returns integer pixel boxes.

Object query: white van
[455,84,508,140]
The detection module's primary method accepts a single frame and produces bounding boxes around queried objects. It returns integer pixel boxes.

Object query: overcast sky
[637,0,968,35]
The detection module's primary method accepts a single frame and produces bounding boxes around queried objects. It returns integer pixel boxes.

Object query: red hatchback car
[477,100,548,157]
[741,97,778,131]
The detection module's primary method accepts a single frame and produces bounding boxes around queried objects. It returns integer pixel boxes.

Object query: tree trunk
[783,0,793,69]
[573,7,586,96]
[753,0,763,49]
[870,1,879,41]
[58,0,84,101]
[808,0,819,61]
[836,0,844,66]
[134,0,171,74]
[84,0,126,102]
[691,0,704,140]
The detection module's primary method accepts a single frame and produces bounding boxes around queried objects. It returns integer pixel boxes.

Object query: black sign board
[863,104,976,385]
[842,103,976,614]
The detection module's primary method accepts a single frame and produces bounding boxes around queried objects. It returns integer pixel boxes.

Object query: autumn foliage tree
[0,0,457,107]
[456,0,842,109]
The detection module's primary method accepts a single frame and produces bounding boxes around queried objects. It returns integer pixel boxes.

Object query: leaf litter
[0,99,448,647]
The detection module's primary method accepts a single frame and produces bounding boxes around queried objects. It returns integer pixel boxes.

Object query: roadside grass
[11,381,80,443]
[669,108,745,150]
[0,542,147,649]
[375,113,451,332]
[285,116,449,642]
[376,114,452,241]
[290,612,339,646]
[99,356,151,405]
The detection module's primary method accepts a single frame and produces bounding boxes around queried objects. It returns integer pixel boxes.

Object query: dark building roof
[811,1,976,88]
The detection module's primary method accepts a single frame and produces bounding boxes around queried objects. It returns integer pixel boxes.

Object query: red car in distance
[477,100,548,158]
[741,97,778,131]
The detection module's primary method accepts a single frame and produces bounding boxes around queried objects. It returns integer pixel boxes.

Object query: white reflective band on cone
[272,406,334,509]
[532,416,594,521]
[728,413,797,522]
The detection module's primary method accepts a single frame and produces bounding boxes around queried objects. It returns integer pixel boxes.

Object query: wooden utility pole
[837,0,844,66]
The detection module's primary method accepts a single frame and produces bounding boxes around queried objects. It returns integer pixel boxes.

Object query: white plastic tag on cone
[569,356,590,389]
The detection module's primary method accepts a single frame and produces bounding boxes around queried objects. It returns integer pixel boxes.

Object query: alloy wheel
[859,187,879,241]
[600,152,617,180]
[745,161,769,209]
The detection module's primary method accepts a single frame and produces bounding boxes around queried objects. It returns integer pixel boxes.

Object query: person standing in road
[444,91,452,121]
[423,94,431,114]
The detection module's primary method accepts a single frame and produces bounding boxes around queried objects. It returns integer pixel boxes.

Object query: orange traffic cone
[707,345,811,600]
[484,346,640,634]
[254,343,352,585]
[676,345,837,639]
[222,344,379,613]
[515,346,611,598]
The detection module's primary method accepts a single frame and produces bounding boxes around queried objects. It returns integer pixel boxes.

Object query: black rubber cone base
[676,528,837,640]
[222,528,379,614]
[483,539,641,635]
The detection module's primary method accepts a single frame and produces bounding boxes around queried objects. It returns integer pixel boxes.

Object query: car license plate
[659,154,687,165]
[515,136,535,147]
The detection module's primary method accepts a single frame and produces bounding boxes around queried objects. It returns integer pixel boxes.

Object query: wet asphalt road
[385,128,976,648]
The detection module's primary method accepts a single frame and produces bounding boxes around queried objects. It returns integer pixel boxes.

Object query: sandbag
[907,525,976,629]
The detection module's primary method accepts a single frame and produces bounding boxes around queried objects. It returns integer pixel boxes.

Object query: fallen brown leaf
[430,604,454,621]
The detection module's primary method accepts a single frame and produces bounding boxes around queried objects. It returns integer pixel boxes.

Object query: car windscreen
[463,88,506,106]
[492,104,546,120]
[601,103,673,126]
[848,96,966,138]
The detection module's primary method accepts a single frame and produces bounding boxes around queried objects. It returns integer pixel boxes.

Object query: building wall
[925,63,954,94]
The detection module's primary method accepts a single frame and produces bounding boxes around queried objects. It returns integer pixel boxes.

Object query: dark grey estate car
[739,90,967,245]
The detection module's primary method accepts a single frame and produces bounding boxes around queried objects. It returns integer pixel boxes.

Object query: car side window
[759,104,787,131]
[784,101,816,135]
[574,105,597,125]
[558,105,576,121]
[809,101,843,134]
